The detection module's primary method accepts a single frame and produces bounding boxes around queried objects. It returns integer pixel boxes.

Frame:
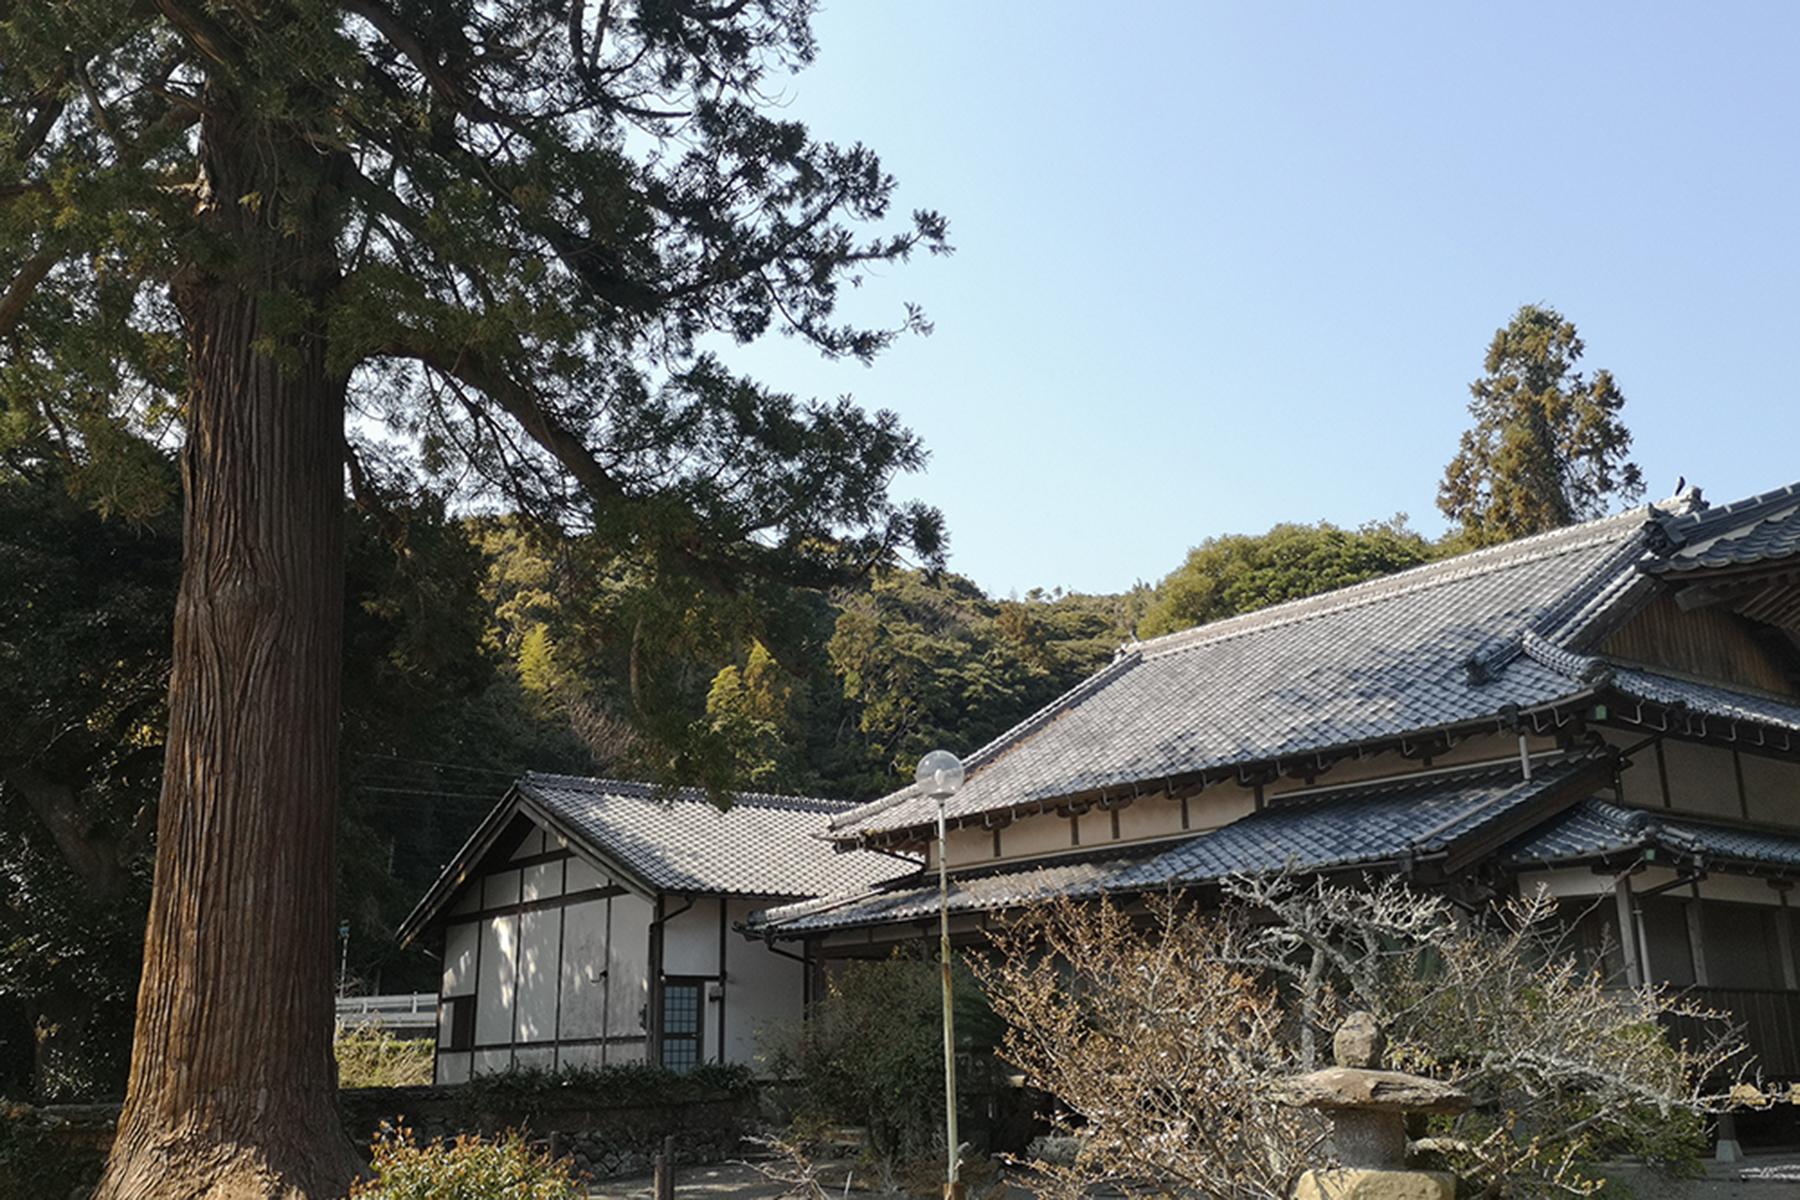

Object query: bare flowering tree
[1224,875,1745,1196]
[974,877,1745,1200]
[975,895,1326,1200]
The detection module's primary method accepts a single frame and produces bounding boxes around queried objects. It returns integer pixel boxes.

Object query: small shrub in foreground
[351,1125,584,1200]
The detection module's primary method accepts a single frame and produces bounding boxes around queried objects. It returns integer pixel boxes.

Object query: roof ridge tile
[520,772,851,813]
[1129,509,1646,662]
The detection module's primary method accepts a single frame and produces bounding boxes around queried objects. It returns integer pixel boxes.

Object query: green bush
[352,1125,583,1200]
[761,950,997,1167]
[455,1061,754,1120]
[337,1023,437,1088]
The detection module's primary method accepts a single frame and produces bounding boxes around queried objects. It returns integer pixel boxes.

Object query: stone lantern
[1274,1012,1469,1200]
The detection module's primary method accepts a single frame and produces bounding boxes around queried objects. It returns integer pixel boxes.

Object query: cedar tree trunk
[93,87,363,1200]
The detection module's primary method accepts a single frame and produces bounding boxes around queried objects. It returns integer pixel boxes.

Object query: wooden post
[1613,876,1642,989]
[654,1134,675,1200]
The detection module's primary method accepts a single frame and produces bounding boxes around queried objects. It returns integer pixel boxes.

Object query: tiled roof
[1646,482,1800,574]
[1606,667,1800,738]
[517,774,911,898]
[755,755,1603,935]
[1504,797,1800,873]
[830,513,1659,841]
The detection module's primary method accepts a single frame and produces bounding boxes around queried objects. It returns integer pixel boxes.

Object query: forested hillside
[0,300,1648,1103]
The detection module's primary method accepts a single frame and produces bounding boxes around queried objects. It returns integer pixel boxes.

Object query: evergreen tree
[1137,519,1434,639]
[2,4,943,1193]
[1438,304,1644,545]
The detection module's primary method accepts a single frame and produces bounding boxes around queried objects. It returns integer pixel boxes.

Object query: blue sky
[726,3,1800,597]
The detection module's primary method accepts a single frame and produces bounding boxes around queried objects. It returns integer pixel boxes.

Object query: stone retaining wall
[6,1082,760,1199]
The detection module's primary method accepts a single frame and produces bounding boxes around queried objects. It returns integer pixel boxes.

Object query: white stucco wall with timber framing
[431,812,810,1084]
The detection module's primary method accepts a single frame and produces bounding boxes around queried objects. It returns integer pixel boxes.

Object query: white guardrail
[335,992,438,1032]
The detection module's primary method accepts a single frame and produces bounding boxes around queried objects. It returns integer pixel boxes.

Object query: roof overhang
[756,751,1614,940]
[831,689,1609,851]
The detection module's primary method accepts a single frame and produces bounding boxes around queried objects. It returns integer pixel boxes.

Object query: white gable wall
[433,809,808,1081]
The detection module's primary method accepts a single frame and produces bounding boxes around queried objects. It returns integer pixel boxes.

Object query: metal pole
[938,794,960,1197]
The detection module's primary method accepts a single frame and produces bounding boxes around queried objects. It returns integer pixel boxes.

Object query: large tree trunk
[93,89,361,1200]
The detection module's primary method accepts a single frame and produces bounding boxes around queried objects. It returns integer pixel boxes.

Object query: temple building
[398,776,908,1082]
[750,481,1800,1081]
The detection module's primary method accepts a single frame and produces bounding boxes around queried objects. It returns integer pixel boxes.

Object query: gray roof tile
[759,755,1600,934]
[1504,797,1800,873]
[1606,667,1800,736]
[1647,482,1800,573]
[832,513,1656,841]
[518,774,910,898]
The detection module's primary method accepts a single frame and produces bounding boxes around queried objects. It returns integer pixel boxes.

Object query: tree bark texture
[93,92,362,1200]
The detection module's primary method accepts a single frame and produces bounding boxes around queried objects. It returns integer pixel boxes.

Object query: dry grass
[335,1022,436,1089]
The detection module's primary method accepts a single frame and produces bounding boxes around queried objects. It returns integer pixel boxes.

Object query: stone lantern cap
[1275,1011,1470,1116]
[1274,1067,1470,1115]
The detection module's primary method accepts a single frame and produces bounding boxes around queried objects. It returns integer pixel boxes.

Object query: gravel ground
[589,1157,1800,1200]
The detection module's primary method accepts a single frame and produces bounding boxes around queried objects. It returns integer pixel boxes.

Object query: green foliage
[0,466,596,1099]
[0,464,175,1098]
[3,0,951,648]
[1137,517,1435,639]
[352,1126,583,1200]
[826,573,1135,789]
[335,1025,436,1089]
[1439,304,1645,545]
[762,952,998,1165]
[454,1062,754,1121]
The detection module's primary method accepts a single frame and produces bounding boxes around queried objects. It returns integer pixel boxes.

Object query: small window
[439,996,475,1052]
[660,980,704,1073]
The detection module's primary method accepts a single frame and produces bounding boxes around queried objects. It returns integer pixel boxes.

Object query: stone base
[1293,1167,1456,1200]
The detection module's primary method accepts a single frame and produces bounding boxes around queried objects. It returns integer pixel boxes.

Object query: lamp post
[916,749,966,1200]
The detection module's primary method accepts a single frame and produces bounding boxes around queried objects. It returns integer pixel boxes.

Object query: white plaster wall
[945,825,993,865]
[522,859,562,902]
[1517,869,1614,899]
[1699,874,1789,906]
[724,899,804,1068]
[1188,790,1257,832]
[1525,865,1792,908]
[1001,812,1075,858]
[566,856,606,894]
[475,913,518,1047]
[515,908,561,1042]
[442,921,478,998]
[1116,798,1178,840]
[605,891,654,1041]
[557,896,609,1040]
[1075,809,1108,846]
[663,897,723,976]
[436,1051,471,1084]
[510,827,546,859]
[483,867,521,909]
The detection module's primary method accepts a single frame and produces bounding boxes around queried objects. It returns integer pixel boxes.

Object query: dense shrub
[352,1125,583,1200]
[762,950,998,1173]
[455,1061,754,1118]
[337,1023,437,1088]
